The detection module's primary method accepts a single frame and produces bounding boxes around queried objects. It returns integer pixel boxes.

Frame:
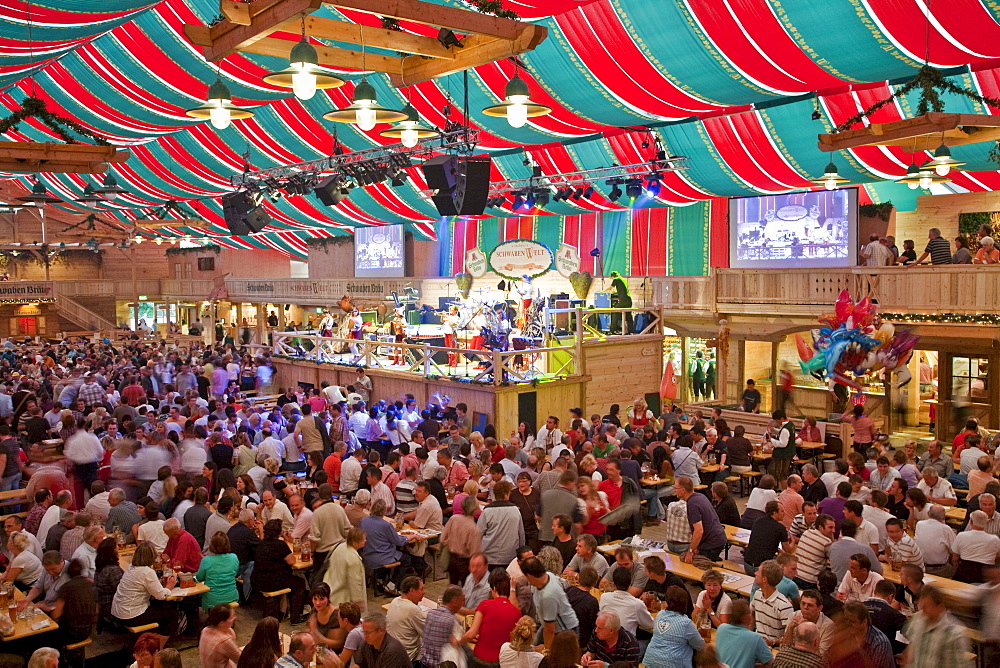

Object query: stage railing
[271,331,578,385]
[543,305,663,339]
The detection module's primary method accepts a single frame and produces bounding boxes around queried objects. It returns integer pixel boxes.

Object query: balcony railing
[654,266,1000,316]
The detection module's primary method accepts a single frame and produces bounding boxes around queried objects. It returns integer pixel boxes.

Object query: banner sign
[0,281,54,303]
[464,248,488,278]
[488,239,553,280]
[555,243,580,278]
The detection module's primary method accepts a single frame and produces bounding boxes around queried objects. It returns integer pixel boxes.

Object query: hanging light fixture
[262,21,344,100]
[94,173,128,201]
[15,179,62,206]
[75,184,103,209]
[481,60,552,128]
[380,104,438,147]
[185,76,254,130]
[925,141,964,176]
[810,161,849,190]
[322,37,405,131]
[896,162,922,190]
[323,77,406,131]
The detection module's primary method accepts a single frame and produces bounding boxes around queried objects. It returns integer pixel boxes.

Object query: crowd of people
[0,336,997,668]
[860,224,1000,266]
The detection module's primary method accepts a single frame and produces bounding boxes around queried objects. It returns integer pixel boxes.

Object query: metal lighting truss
[486,154,688,199]
[230,127,480,194]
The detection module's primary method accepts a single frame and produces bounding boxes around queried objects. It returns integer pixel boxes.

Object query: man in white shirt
[385,576,427,662]
[83,481,111,525]
[257,430,285,463]
[844,501,879,554]
[320,381,347,406]
[64,426,104,504]
[536,416,563,452]
[837,553,884,603]
[598,566,655,636]
[70,525,105,578]
[975,493,1000,537]
[959,436,988,475]
[913,505,955,577]
[862,491,895,550]
[258,490,294,533]
[952,510,1000,582]
[348,405,368,439]
[916,468,957,507]
[820,460,849,497]
[36,490,73,547]
[287,494,313,541]
[340,449,364,496]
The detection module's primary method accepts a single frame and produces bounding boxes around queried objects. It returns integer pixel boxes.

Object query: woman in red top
[798,416,822,444]
[627,397,653,433]
[847,451,870,482]
[578,477,609,537]
[460,570,522,663]
[566,419,586,450]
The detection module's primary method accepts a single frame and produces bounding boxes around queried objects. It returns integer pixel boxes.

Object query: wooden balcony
[653,266,1000,319]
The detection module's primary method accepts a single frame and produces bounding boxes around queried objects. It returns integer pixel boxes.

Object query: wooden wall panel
[893,191,1000,247]
[583,335,662,417]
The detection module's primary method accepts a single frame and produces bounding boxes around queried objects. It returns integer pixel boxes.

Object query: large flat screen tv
[728,188,857,268]
[355,224,404,278]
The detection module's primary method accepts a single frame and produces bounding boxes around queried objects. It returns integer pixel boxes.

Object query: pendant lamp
[186,77,254,130]
[379,104,438,147]
[482,61,551,128]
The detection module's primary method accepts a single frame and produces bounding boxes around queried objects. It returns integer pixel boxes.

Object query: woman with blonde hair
[451,479,482,518]
[3,532,42,590]
[232,432,256,477]
[628,397,654,433]
[499,616,544,668]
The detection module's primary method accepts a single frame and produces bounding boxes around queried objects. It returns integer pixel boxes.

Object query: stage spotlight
[811,109,822,121]
[391,173,405,187]
[583,185,594,198]
[512,193,525,210]
[608,184,622,201]
[534,192,549,207]
[571,187,583,200]
[625,178,642,200]
[524,192,536,209]
[645,173,661,198]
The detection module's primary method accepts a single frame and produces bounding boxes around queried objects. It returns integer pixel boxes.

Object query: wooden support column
[680,337,689,405]
[258,303,267,344]
[131,247,139,331]
[770,341,779,414]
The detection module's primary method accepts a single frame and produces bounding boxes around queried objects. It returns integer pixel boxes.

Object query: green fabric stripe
[669,201,710,276]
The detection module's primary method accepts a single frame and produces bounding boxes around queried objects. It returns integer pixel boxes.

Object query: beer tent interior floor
[41,493,750,666]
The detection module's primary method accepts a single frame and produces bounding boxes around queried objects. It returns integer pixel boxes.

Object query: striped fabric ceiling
[3,0,1000,258]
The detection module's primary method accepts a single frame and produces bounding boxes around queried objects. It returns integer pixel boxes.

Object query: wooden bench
[261,588,292,620]
[125,622,159,634]
[0,488,30,517]
[737,471,761,496]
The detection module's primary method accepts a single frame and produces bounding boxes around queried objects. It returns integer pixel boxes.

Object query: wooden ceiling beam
[237,36,405,73]
[0,160,110,174]
[818,112,1000,152]
[134,219,211,229]
[325,0,525,40]
[304,16,453,59]
[391,25,547,86]
[192,0,324,61]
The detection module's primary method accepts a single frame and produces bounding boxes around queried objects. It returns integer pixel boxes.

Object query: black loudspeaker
[422,155,492,216]
[223,191,271,235]
[422,155,458,190]
[314,176,349,207]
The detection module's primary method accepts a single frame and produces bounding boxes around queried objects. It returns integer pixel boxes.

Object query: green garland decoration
[466,0,518,20]
[165,244,221,256]
[0,97,109,145]
[858,202,894,222]
[833,66,1000,134]
[881,312,1000,325]
[305,235,353,249]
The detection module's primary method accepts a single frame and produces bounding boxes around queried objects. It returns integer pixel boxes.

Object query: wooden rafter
[0,142,129,174]
[818,112,1000,153]
[184,0,547,87]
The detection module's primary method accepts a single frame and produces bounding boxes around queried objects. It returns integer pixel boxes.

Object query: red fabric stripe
[701,114,805,191]
[709,197,729,268]
[557,2,722,117]
[865,0,1000,64]
[687,0,843,93]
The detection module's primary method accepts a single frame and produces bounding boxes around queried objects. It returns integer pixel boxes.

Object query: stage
[268,310,665,435]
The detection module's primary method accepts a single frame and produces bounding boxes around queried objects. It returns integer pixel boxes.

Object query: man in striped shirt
[881,518,924,568]
[750,559,795,646]
[794,514,836,589]
[911,228,953,266]
[789,501,818,543]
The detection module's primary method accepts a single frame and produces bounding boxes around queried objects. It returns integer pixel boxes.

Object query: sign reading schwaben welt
[488,240,553,280]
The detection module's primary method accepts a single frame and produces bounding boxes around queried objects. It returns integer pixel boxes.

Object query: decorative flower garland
[880,312,1000,325]
[165,244,221,256]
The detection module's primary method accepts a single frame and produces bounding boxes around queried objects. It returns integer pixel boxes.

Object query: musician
[442,305,460,367]
[517,274,534,315]
[609,270,633,334]
[318,310,334,337]
[348,309,364,362]
[390,308,406,365]
[490,303,511,351]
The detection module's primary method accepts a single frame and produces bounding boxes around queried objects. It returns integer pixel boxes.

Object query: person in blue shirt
[643,585,704,666]
[716,599,774,668]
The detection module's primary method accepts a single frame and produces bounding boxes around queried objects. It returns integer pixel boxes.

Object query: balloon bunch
[795,290,919,392]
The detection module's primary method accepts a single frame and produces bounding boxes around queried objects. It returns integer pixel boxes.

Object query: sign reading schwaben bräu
[225,279,418,303]
[0,282,55,303]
